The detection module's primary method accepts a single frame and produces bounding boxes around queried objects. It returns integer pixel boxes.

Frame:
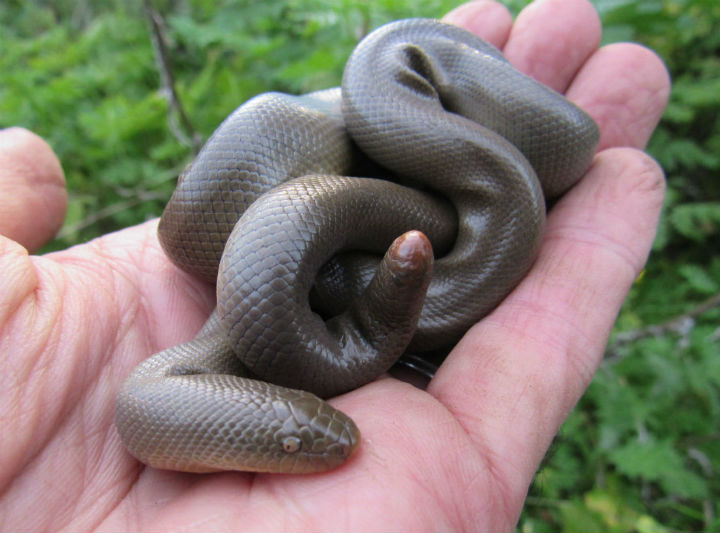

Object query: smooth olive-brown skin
[115,19,599,474]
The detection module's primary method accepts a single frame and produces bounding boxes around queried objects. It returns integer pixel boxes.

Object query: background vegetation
[2,0,718,530]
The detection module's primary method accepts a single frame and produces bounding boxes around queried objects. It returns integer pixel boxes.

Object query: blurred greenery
[2,0,718,530]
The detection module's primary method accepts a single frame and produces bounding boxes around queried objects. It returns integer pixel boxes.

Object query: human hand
[0,0,669,530]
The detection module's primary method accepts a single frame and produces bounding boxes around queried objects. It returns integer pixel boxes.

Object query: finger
[0,128,67,252]
[569,43,671,150]
[503,0,601,92]
[442,0,513,49]
[430,148,665,501]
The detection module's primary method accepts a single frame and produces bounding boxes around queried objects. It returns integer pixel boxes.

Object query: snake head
[263,391,360,474]
[116,371,360,474]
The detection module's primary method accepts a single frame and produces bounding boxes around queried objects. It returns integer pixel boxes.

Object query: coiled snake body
[115,19,599,474]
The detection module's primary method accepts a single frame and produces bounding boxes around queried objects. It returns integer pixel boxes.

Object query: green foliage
[1,0,461,249]
[2,1,718,531]
[516,3,720,530]
[524,309,720,531]
[646,0,720,253]
[1,2,181,245]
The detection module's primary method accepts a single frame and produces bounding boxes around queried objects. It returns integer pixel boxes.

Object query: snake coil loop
[115,18,599,474]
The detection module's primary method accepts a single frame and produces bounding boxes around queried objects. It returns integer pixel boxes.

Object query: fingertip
[0,127,66,190]
[0,127,67,252]
[442,0,513,49]
[504,0,601,91]
[569,42,671,150]
[567,147,666,253]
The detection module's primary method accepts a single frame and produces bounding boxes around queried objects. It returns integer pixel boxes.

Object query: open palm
[0,0,669,530]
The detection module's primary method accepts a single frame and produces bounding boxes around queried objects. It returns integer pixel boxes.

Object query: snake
[115,18,599,474]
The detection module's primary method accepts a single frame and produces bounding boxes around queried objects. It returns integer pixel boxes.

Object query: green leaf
[673,76,720,109]
[677,263,720,294]
[609,438,708,499]
[660,139,720,172]
[668,202,720,242]
[557,500,606,533]
[585,489,670,533]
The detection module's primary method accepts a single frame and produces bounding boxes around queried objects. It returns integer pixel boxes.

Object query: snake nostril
[331,443,351,459]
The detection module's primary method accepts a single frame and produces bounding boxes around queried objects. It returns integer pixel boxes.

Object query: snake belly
[115,18,599,474]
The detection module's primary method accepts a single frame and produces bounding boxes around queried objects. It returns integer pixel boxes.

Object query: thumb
[0,128,67,252]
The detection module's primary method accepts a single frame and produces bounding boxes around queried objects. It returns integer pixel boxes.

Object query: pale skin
[0,0,669,530]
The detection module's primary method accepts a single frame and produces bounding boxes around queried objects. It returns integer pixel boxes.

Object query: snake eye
[282,436,302,454]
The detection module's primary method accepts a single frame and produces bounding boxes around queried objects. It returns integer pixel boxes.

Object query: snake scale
[115,18,599,474]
